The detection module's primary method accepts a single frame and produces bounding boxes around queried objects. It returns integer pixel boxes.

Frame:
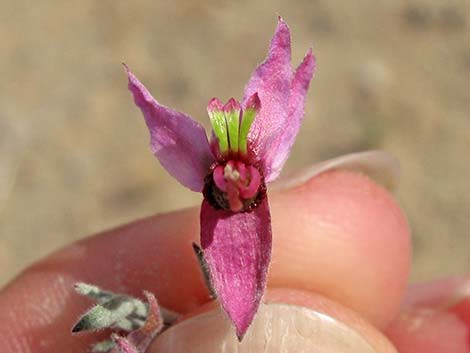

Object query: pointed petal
[200,197,272,339]
[243,17,293,163]
[264,49,316,182]
[125,65,215,192]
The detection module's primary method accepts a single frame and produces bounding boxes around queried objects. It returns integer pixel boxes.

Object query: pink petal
[242,17,293,164]
[264,49,316,182]
[126,65,215,192]
[200,197,272,339]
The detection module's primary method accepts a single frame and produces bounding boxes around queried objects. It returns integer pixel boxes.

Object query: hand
[0,169,468,352]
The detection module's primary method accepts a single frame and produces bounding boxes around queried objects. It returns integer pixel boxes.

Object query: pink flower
[125,17,315,339]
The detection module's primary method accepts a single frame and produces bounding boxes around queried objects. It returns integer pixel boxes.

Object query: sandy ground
[0,0,469,287]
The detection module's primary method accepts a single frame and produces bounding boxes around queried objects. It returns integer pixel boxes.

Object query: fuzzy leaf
[73,284,147,333]
[73,283,178,334]
[72,295,146,332]
[73,283,167,353]
[74,282,117,304]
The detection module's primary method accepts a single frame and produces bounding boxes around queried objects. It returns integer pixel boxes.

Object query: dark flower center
[203,160,265,212]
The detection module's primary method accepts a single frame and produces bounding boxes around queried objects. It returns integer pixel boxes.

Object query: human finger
[386,276,470,353]
[0,156,410,352]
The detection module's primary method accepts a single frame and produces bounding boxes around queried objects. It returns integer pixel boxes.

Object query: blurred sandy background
[0,0,469,287]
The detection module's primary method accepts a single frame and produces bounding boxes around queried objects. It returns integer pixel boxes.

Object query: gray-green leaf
[72,284,147,333]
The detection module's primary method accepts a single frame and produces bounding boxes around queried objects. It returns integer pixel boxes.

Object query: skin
[0,169,468,352]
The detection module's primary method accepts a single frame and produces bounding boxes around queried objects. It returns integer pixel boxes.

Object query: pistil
[209,160,262,212]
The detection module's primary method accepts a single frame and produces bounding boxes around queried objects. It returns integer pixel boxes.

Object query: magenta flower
[125,17,315,339]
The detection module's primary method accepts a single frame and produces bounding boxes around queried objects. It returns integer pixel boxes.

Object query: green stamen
[208,97,258,155]
[208,109,229,154]
[225,107,240,153]
[239,108,257,155]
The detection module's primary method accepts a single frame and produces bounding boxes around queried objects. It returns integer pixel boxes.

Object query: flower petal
[264,49,316,182]
[126,65,215,192]
[242,17,293,164]
[200,197,272,339]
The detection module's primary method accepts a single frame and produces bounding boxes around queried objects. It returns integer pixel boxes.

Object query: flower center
[203,160,265,212]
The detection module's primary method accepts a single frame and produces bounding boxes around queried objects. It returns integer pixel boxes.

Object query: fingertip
[386,276,470,353]
[269,169,411,328]
[386,308,469,353]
